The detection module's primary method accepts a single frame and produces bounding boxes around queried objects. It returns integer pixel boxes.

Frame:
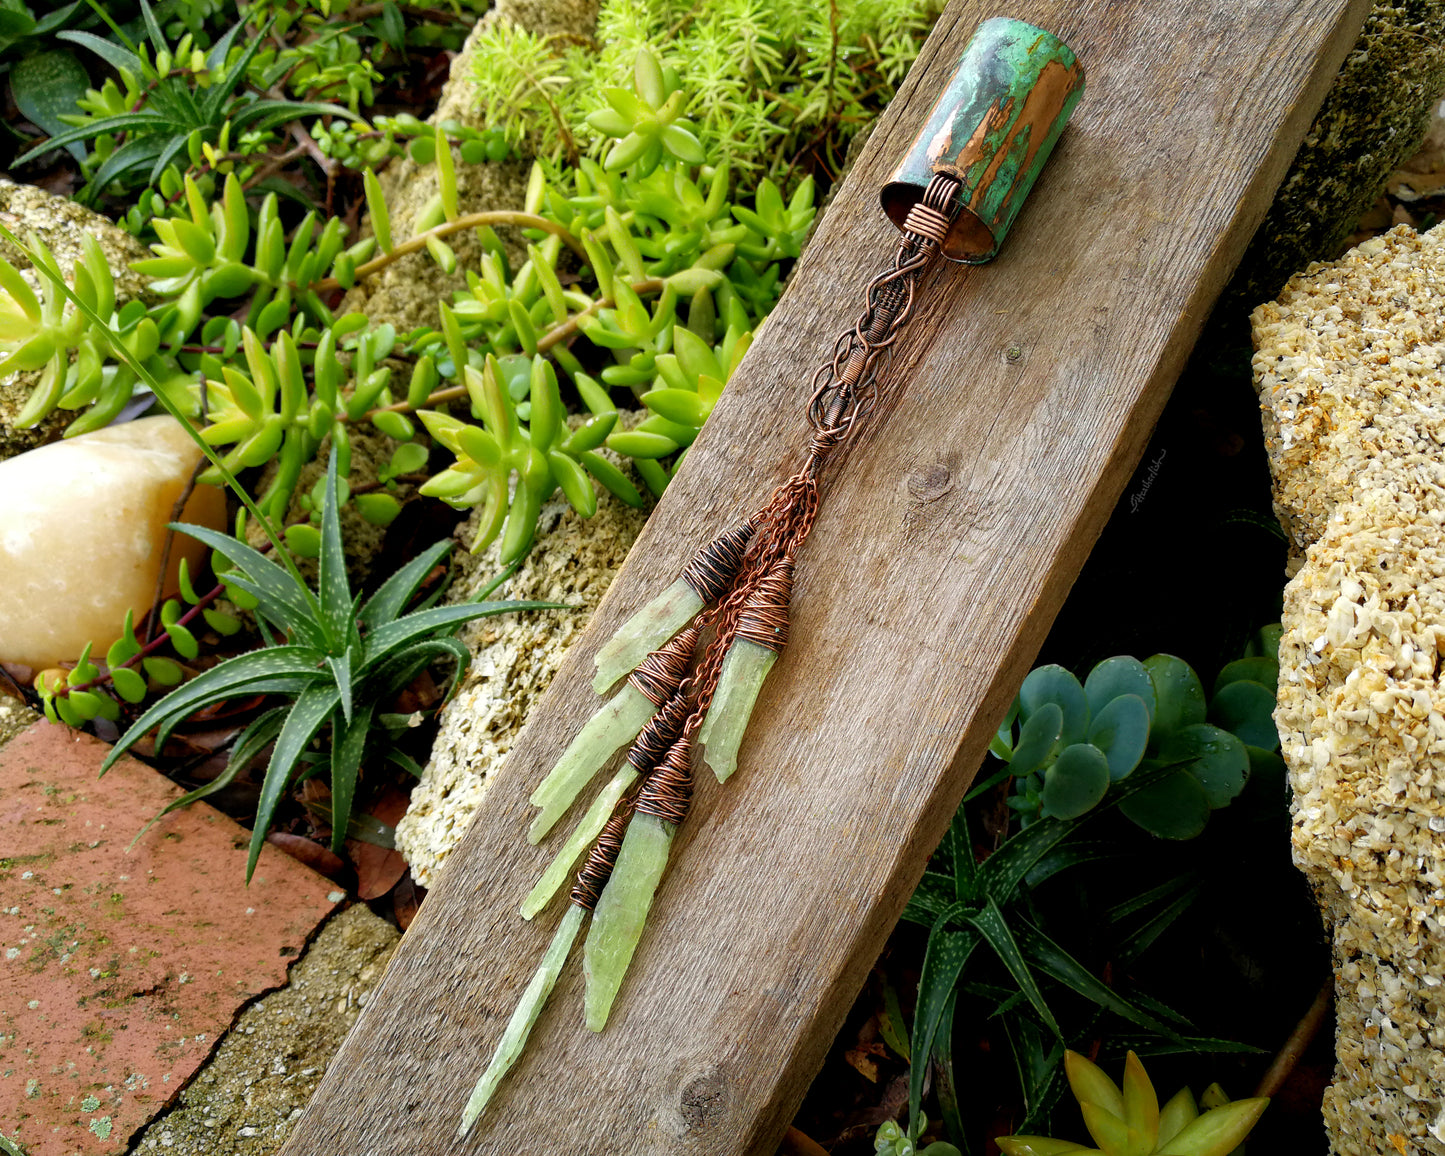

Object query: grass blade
[129,706,287,847]
[356,539,452,630]
[101,646,325,772]
[966,897,1061,1040]
[909,910,981,1137]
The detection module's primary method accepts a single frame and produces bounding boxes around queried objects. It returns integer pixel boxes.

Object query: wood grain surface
[283,3,1369,1152]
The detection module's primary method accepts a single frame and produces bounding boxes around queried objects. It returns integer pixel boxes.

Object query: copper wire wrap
[734,557,794,652]
[680,519,756,603]
[633,737,693,826]
[570,801,633,910]
[565,173,962,900]
[625,693,691,773]
[627,626,700,705]
[807,172,959,457]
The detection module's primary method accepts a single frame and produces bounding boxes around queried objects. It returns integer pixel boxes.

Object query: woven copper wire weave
[570,802,632,910]
[634,738,693,826]
[805,173,959,451]
[680,519,755,603]
[734,557,794,652]
[626,693,691,772]
[627,626,700,705]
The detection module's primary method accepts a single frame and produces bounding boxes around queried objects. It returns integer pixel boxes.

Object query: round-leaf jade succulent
[998,654,1264,835]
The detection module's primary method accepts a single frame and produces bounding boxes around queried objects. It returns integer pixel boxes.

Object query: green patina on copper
[882,17,1084,263]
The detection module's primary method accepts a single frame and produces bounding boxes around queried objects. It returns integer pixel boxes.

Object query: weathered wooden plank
[283,3,1369,1152]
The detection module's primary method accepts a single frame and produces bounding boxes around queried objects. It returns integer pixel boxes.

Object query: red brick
[0,723,341,1154]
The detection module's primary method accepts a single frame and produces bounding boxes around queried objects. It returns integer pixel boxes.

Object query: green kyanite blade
[591,578,703,694]
[698,638,778,784]
[582,811,674,1032]
[529,683,654,843]
[457,902,585,1136]
[522,764,640,919]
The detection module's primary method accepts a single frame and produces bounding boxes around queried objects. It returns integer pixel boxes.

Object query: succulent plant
[993,651,1277,839]
[996,1051,1268,1156]
[100,447,556,879]
[419,354,641,563]
[874,1116,960,1156]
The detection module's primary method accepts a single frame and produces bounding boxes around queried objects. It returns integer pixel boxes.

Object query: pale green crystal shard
[458,903,585,1136]
[528,684,654,843]
[582,811,674,1031]
[698,638,779,784]
[592,578,703,693]
[521,765,640,919]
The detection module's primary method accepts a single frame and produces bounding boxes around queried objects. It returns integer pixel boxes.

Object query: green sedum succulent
[419,354,641,562]
[874,1116,960,1156]
[997,1051,1268,1156]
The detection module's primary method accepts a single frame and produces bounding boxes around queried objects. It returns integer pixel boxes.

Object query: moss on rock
[1226,2,1445,313]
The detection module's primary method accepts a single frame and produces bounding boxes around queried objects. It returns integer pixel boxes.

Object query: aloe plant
[99,447,560,880]
[996,1051,1268,1156]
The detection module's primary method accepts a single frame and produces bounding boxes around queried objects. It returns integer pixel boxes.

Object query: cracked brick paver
[0,722,341,1155]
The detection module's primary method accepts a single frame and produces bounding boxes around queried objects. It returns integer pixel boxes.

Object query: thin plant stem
[363,277,665,419]
[57,583,226,699]
[1254,977,1332,1098]
[309,211,589,292]
[141,456,208,647]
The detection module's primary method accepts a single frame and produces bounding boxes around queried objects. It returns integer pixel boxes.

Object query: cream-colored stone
[396,479,649,886]
[0,415,226,670]
[0,178,152,462]
[1253,223,1445,1156]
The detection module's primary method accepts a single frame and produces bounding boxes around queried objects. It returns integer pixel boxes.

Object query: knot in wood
[908,463,953,503]
[679,1070,729,1131]
[628,626,699,705]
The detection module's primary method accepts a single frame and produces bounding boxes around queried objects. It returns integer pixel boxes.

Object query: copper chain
[571,174,960,906]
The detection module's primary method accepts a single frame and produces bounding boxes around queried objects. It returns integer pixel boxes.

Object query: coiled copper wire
[804,173,960,449]
[680,519,756,603]
[633,737,693,826]
[627,626,699,705]
[570,802,633,910]
[902,200,952,246]
[625,693,691,773]
[734,557,794,652]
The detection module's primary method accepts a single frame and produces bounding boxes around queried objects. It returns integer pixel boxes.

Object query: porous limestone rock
[396,484,649,886]
[0,178,152,461]
[0,695,38,749]
[342,0,599,334]
[128,904,399,1156]
[1252,224,1445,1156]
[0,415,226,670]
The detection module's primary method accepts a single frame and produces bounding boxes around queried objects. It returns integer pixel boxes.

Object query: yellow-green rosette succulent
[997,1051,1267,1156]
